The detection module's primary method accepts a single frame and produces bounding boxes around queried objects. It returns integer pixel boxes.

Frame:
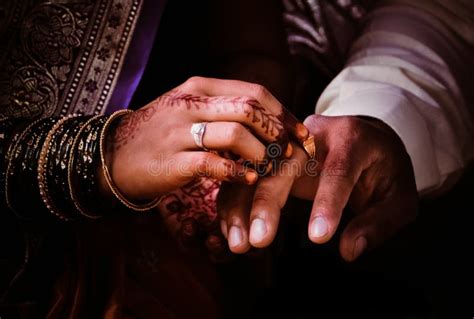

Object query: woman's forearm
[1,115,110,220]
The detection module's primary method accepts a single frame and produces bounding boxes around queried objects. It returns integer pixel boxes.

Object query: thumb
[339,198,417,262]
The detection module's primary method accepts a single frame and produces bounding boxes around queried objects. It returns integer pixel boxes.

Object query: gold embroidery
[0,0,142,121]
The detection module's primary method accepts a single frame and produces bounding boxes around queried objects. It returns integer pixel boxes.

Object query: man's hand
[217,114,418,261]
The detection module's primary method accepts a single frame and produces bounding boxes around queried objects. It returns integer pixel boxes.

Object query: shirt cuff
[316,86,444,192]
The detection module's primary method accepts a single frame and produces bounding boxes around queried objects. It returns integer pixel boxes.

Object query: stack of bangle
[10,117,60,219]
[2,109,162,221]
[38,116,91,220]
[5,118,57,218]
[68,115,107,218]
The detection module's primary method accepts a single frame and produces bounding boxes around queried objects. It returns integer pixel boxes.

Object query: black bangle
[68,115,108,218]
[38,117,77,221]
[46,116,90,220]
[6,117,59,218]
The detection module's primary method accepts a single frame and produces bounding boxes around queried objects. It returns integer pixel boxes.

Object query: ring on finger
[190,122,210,151]
[302,135,316,159]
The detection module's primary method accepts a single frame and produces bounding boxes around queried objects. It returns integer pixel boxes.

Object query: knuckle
[321,160,354,183]
[253,187,282,209]
[184,76,203,90]
[240,99,255,116]
[322,163,351,178]
[253,188,273,205]
[329,122,363,158]
[303,114,318,127]
[252,84,270,101]
[304,114,332,136]
[337,117,362,141]
[224,122,244,145]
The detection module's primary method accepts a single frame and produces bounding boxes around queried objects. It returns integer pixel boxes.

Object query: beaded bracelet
[99,109,163,212]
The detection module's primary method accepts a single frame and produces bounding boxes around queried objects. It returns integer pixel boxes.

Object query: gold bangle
[99,109,163,212]
[68,115,104,219]
[38,116,75,221]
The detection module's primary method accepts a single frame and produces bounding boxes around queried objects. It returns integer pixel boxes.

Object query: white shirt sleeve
[315,0,474,194]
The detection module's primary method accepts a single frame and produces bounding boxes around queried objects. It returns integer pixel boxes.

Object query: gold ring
[302,135,316,159]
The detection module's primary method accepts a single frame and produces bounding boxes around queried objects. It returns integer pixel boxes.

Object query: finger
[182,77,309,142]
[248,146,305,247]
[339,197,417,262]
[172,152,258,186]
[217,182,254,254]
[308,153,361,244]
[188,122,267,164]
[303,114,333,139]
[205,78,309,142]
[188,96,290,152]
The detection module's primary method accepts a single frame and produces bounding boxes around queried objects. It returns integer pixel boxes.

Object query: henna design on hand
[159,178,223,249]
[111,90,287,150]
[161,90,286,141]
[112,105,155,149]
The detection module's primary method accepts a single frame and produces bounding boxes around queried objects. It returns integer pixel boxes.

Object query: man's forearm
[315,0,474,194]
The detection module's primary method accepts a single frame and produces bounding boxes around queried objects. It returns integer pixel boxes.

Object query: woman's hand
[101,77,308,202]
[218,115,418,261]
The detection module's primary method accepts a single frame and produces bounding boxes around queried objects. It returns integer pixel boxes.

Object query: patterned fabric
[0,0,142,120]
[282,0,371,77]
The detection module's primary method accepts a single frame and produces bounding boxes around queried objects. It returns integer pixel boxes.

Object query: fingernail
[284,143,293,158]
[245,171,258,184]
[297,123,309,140]
[310,217,328,239]
[250,218,267,243]
[229,226,243,248]
[353,236,367,260]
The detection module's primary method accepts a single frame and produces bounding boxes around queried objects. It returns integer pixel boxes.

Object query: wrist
[99,110,162,212]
